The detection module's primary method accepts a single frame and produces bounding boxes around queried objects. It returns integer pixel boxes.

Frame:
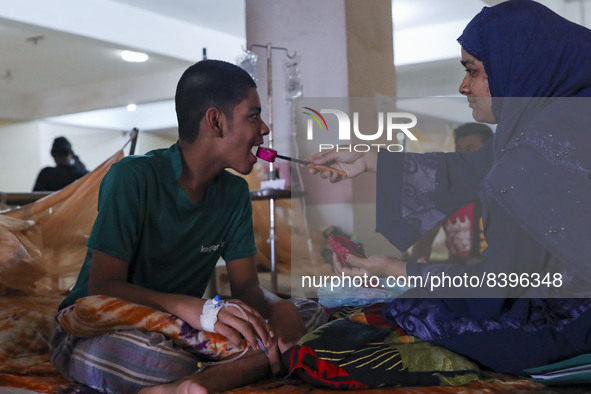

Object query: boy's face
[221,88,269,175]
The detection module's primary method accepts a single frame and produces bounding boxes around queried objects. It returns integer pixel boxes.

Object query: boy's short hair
[175,59,257,143]
[454,122,494,144]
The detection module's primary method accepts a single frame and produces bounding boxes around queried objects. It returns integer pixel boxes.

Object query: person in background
[453,123,493,154]
[33,136,89,192]
[411,123,493,263]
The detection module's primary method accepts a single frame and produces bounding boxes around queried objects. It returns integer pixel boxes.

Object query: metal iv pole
[248,43,297,294]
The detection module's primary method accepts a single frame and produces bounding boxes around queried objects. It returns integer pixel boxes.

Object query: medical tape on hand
[200,296,249,333]
[199,295,224,332]
[195,298,267,373]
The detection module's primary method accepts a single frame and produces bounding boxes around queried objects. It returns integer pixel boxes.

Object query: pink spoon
[256,147,347,178]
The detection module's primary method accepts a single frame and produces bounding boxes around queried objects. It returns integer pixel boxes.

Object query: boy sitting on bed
[49,59,307,394]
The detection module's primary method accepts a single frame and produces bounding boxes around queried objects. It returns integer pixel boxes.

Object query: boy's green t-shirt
[60,143,257,309]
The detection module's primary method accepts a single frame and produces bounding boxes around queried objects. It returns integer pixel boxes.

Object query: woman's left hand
[333,252,407,278]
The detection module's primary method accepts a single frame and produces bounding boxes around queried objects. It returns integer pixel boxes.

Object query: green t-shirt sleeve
[87,161,144,262]
[222,178,257,262]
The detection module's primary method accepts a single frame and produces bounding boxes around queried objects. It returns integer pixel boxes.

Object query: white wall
[0,121,41,192]
[0,121,176,193]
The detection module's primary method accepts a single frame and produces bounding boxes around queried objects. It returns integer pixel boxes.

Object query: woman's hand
[306,148,378,183]
[333,252,407,278]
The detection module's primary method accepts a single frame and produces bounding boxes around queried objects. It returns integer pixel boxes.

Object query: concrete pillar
[245,0,396,257]
[345,0,396,98]
[245,0,350,153]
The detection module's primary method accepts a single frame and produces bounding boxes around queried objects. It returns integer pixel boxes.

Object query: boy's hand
[214,299,274,351]
[266,340,283,375]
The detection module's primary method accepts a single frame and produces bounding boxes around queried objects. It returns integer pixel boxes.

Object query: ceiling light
[121,50,148,63]
[127,103,137,112]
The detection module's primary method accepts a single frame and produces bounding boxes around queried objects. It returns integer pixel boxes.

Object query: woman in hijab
[309,0,591,375]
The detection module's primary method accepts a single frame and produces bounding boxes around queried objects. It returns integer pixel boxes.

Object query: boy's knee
[270,299,299,317]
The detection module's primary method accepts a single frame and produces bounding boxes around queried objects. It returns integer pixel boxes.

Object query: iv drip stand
[248,43,296,294]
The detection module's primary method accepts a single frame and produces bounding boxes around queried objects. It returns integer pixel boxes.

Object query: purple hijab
[375,2,591,366]
[456,0,591,275]
[458,0,591,99]
[377,1,591,275]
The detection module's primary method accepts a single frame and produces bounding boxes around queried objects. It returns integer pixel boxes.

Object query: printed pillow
[288,303,483,389]
[56,295,244,360]
[0,295,63,375]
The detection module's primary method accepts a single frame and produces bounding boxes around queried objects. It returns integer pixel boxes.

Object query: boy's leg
[50,298,325,393]
[139,350,270,394]
[50,327,200,393]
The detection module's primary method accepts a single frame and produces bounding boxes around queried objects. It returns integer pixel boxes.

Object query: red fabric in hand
[328,235,365,266]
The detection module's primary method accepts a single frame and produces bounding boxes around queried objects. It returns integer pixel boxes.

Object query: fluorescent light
[121,50,148,63]
[127,103,137,112]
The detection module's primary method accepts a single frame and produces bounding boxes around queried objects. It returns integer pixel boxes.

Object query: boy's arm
[227,256,306,370]
[88,250,207,324]
[226,256,273,316]
[89,250,271,349]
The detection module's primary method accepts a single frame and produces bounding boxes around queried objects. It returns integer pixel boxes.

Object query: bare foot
[139,378,208,394]
[139,350,269,394]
